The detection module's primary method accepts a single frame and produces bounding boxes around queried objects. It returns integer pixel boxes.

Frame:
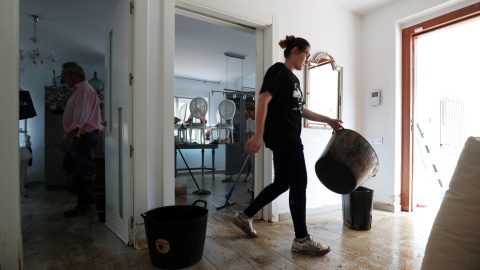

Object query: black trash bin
[342,186,373,230]
[141,200,208,269]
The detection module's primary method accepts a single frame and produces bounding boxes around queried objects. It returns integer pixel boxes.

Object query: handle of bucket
[332,125,344,135]
[141,213,159,225]
[193,199,207,209]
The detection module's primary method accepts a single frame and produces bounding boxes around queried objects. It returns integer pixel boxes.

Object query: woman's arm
[245,92,272,156]
[302,106,343,130]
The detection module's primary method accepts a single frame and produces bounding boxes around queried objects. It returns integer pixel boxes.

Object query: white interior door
[104,0,134,244]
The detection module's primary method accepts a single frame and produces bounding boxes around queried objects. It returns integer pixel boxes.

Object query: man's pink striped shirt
[63,80,104,136]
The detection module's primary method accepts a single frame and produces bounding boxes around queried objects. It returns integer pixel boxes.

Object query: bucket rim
[142,205,208,225]
[144,204,209,212]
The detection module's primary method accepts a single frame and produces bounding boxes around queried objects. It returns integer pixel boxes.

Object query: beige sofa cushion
[421,137,480,270]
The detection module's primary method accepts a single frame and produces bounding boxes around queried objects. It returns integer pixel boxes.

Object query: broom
[217,154,250,210]
[176,145,211,195]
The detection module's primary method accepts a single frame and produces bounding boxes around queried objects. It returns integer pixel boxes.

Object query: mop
[176,145,211,195]
[217,154,250,210]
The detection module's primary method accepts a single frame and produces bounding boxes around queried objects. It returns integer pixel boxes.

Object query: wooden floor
[21,173,437,269]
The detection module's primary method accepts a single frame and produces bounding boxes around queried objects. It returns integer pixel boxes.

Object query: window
[174,97,192,123]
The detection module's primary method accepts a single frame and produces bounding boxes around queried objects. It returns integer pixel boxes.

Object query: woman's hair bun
[278,35,296,49]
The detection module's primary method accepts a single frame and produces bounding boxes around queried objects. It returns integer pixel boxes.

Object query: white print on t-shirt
[292,83,302,98]
[292,83,303,113]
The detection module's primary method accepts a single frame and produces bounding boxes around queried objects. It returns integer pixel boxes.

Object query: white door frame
[132,0,178,249]
[132,0,279,249]
[0,1,22,268]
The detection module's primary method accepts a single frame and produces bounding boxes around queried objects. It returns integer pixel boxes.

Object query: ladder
[415,123,446,207]
[416,123,443,188]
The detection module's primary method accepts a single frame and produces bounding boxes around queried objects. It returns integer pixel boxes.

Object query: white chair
[187,97,208,144]
[211,99,236,143]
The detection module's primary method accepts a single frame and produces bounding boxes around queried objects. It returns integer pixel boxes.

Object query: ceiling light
[224,52,246,59]
[19,15,58,73]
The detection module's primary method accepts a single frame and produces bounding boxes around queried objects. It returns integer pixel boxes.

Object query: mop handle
[225,155,250,200]
[176,145,201,190]
[225,185,236,200]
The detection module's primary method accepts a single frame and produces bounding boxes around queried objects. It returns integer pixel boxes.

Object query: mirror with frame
[304,52,343,129]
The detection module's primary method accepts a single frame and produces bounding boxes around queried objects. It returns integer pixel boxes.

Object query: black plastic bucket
[315,128,379,194]
[141,200,208,269]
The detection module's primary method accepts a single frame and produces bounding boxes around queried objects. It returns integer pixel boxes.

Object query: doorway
[173,10,257,212]
[413,14,480,211]
[401,2,480,212]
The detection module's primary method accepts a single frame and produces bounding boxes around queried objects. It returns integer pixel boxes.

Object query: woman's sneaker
[232,211,258,237]
[291,235,330,255]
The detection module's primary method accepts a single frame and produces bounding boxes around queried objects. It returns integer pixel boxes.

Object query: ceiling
[19,0,396,83]
[336,0,397,15]
[174,13,256,84]
[19,0,121,68]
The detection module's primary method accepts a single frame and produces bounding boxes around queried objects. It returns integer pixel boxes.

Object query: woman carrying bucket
[232,35,343,256]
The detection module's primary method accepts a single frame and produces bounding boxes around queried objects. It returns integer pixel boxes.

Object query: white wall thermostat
[370,90,381,106]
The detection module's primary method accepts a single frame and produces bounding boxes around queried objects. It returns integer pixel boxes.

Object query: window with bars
[439,96,465,156]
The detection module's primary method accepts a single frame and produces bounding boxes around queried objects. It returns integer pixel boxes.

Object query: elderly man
[61,62,104,217]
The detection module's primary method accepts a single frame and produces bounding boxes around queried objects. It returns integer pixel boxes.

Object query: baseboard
[176,169,226,176]
[277,201,400,221]
[373,201,401,212]
[278,203,342,221]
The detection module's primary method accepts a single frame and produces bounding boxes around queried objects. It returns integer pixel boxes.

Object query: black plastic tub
[315,128,379,194]
[141,200,208,269]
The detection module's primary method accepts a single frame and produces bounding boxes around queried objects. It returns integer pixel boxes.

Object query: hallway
[22,174,434,269]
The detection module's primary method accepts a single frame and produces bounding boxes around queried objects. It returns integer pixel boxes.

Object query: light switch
[370,137,383,145]
[370,90,381,106]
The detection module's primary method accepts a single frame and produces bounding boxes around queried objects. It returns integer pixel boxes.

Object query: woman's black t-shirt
[260,62,304,149]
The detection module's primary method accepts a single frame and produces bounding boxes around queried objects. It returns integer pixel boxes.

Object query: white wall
[228,0,362,214]
[19,69,50,183]
[360,0,479,207]
[19,65,105,182]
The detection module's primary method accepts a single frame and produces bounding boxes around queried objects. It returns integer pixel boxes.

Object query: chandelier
[19,15,57,72]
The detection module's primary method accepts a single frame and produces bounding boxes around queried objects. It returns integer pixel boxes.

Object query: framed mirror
[304,52,343,129]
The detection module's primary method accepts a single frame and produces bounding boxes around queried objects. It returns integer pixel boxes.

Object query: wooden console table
[175,143,218,179]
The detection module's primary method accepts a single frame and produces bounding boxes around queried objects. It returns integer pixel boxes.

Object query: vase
[88,71,104,92]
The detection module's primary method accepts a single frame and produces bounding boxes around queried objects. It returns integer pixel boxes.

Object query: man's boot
[64,177,93,217]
